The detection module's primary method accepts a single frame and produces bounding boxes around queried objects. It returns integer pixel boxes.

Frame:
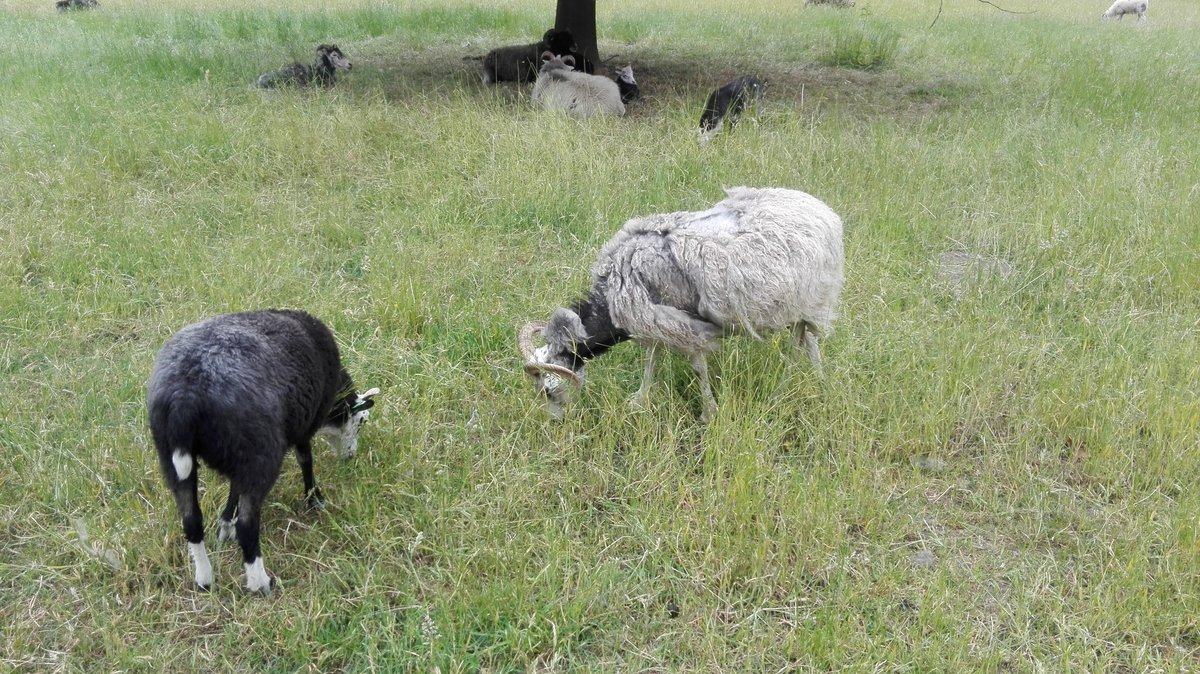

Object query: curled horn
[518,321,583,388]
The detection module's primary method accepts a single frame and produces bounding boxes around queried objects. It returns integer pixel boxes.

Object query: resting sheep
[519,187,844,423]
[699,75,765,143]
[532,53,625,118]
[1102,0,1148,21]
[255,44,352,89]
[481,28,577,84]
[148,310,379,595]
[614,65,640,105]
[56,0,98,10]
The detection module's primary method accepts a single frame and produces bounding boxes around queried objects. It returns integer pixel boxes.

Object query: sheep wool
[532,55,625,117]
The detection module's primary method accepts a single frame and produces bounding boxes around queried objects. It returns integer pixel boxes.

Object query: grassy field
[1,0,1198,671]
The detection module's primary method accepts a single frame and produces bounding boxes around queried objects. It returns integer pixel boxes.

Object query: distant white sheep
[1103,0,1148,21]
[520,187,844,423]
[532,53,625,118]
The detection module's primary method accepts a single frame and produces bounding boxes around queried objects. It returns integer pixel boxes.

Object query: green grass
[2,0,1198,671]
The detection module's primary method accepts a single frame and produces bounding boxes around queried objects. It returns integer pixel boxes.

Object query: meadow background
[1,0,1198,671]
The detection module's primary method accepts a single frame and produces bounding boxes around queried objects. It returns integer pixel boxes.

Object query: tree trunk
[554,0,598,73]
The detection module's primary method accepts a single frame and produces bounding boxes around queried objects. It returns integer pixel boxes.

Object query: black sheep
[148,310,379,595]
[481,28,579,84]
[698,75,765,142]
[56,0,98,10]
[255,44,352,89]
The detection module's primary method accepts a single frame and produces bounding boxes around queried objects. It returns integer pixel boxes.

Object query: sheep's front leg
[630,343,659,410]
[689,353,718,423]
[797,321,825,380]
[295,440,324,510]
[218,486,239,542]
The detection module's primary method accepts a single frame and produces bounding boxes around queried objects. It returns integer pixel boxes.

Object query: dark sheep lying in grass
[698,75,765,143]
[614,65,640,104]
[254,44,352,89]
[56,0,98,10]
[148,310,379,595]
[481,28,578,84]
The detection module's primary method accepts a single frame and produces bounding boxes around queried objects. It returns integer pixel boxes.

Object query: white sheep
[519,187,844,422]
[148,310,379,595]
[1102,0,1148,21]
[532,53,625,118]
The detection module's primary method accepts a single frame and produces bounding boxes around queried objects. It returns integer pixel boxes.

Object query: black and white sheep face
[318,387,379,457]
[319,45,352,71]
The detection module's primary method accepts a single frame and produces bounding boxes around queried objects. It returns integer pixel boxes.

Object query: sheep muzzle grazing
[316,387,380,458]
[518,321,584,420]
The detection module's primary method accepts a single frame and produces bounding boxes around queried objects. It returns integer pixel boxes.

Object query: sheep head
[539,51,577,74]
[519,309,586,420]
[318,44,352,71]
[319,385,380,458]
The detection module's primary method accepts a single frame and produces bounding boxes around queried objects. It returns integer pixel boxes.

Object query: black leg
[295,440,324,509]
[236,491,272,596]
[171,473,213,590]
[218,485,239,542]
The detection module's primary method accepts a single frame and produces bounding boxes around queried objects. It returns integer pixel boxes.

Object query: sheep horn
[518,321,583,388]
[518,321,547,361]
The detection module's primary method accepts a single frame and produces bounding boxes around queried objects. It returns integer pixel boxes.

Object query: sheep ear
[541,50,554,62]
[561,54,576,69]
[545,308,587,350]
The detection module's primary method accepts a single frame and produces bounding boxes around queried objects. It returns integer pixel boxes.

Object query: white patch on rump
[244,557,271,595]
[189,541,213,588]
[171,449,193,481]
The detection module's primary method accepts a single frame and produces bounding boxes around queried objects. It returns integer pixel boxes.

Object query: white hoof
[189,542,213,590]
[244,557,272,596]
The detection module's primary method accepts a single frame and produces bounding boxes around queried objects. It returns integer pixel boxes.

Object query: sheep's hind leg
[235,491,273,596]
[690,353,718,423]
[171,473,213,591]
[630,343,659,410]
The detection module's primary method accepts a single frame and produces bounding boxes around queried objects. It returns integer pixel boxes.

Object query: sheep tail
[150,392,202,485]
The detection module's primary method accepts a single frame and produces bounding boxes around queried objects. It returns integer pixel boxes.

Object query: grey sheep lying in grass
[148,310,379,595]
[532,53,626,117]
[520,187,844,423]
[255,44,352,89]
[56,0,98,10]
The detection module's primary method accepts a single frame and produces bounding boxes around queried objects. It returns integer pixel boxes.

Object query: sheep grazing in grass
[481,28,578,84]
[254,44,352,89]
[698,75,765,143]
[148,310,379,595]
[613,65,640,104]
[532,53,626,117]
[56,0,98,10]
[519,187,844,423]
[1102,0,1148,21]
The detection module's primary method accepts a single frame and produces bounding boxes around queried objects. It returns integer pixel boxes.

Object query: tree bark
[554,0,598,73]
